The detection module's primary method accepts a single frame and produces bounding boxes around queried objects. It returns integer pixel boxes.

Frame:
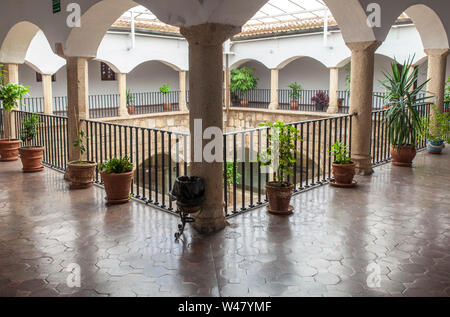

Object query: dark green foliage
[230,67,258,96]
[99,156,134,174]
[20,114,40,143]
[328,141,352,164]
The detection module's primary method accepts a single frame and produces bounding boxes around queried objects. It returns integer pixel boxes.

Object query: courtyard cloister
[0,0,449,298]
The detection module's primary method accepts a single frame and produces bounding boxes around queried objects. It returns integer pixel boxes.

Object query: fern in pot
[19,114,45,172]
[377,57,430,167]
[0,83,29,161]
[258,121,301,215]
[99,156,134,204]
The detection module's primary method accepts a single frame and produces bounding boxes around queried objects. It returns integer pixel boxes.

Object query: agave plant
[377,56,431,146]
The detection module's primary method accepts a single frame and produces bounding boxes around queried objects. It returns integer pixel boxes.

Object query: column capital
[180,23,240,46]
[424,48,450,58]
[345,41,382,53]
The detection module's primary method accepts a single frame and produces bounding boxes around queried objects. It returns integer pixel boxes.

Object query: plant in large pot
[19,114,45,172]
[67,130,97,189]
[99,156,134,204]
[311,90,329,111]
[419,105,450,154]
[288,82,302,110]
[230,67,258,107]
[258,121,301,215]
[0,83,30,161]
[378,57,430,167]
[126,89,135,115]
[328,141,356,187]
[160,84,172,111]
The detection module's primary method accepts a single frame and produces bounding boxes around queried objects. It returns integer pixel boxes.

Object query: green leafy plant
[159,84,170,95]
[73,130,87,164]
[0,64,6,84]
[444,77,450,103]
[126,89,134,108]
[0,83,30,140]
[230,67,258,99]
[20,114,40,144]
[345,66,351,93]
[328,141,352,164]
[257,121,301,185]
[377,56,430,146]
[99,156,134,174]
[223,161,241,186]
[288,82,302,100]
[419,105,450,143]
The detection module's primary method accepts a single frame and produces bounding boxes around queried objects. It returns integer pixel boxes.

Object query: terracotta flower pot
[67,161,97,189]
[128,107,135,115]
[240,100,249,107]
[391,145,416,167]
[101,170,133,204]
[0,139,22,161]
[163,102,172,111]
[19,146,45,173]
[290,100,299,110]
[265,182,294,215]
[332,162,355,185]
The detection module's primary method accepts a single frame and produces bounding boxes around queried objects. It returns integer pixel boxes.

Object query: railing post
[327,67,339,113]
[117,73,128,117]
[346,41,381,175]
[1,63,19,139]
[178,70,188,111]
[268,68,279,110]
[42,74,53,115]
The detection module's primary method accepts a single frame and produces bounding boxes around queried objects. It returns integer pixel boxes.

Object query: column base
[191,211,227,234]
[327,107,339,114]
[268,102,279,110]
[352,155,373,176]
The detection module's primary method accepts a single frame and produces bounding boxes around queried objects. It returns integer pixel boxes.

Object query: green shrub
[159,84,170,95]
[99,156,133,174]
[20,114,40,143]
[328,141,352,164]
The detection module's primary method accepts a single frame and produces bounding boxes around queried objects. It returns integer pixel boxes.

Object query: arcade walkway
[0,149,449,297]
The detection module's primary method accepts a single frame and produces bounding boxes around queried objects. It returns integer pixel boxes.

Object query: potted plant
[230,67,258,107]
[160,84,172,111]
[0,83,30,161]
[99,156,134,204]
[419,105,450,154]
[378,57,430,167]
[19,114,45,172]
[288,82,302,110]
[311,90,329,111]
[67,130,97,189]
[223,161,241,209]
[258,121,301,215]
[126,89,135,115]
[328,141,356,187]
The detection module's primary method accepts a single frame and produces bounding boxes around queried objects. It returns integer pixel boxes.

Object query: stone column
[328,67,339,113]
[66,57,89,162]
[2,63,19,139]
[178,70,188,111]
[42,74,53,115]
[346,41,381,175]
[224,55,231,110]
[425,49,449,113]
[117,73,128,117]
[180,23,240,234]
[268,68,279,110]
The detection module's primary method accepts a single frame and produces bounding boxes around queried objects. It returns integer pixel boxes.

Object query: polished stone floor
[0,149,449,297]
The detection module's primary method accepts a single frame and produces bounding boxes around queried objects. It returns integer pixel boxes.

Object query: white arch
[128,59,182,73]
[276,56,328,70]
[405,4,449,50]
[0,21,40,63]
[230,58,270,70]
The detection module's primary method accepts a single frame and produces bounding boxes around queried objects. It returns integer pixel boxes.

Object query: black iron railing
[128,91,180,115]
[83,119,189,213]
[278,89,330,112]
[223,113,354,216]
[13,111,69,171]
[88,94,119,118]
[231,89,271,109]
[10,103,434,218]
